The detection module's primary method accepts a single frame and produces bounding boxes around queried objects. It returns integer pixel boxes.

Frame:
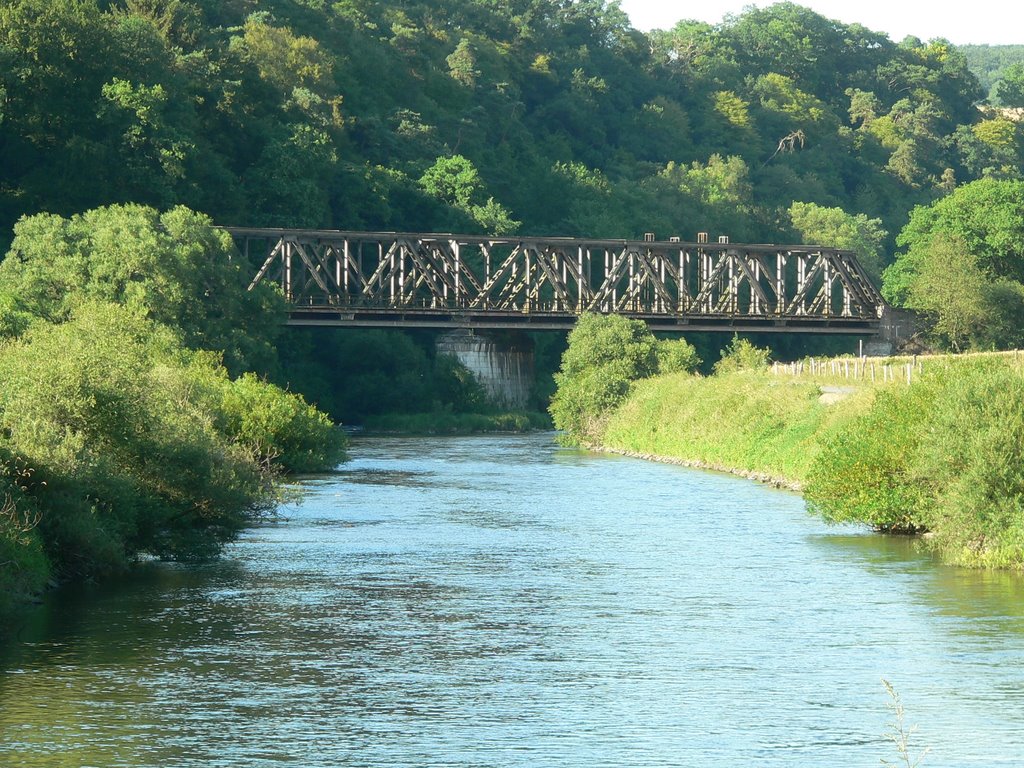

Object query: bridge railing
[225,228,885,331]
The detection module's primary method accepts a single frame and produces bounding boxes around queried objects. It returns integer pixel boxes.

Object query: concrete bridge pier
[436,330,535,410]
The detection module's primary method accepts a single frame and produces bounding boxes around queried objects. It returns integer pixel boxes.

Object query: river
[2,434,1024,767]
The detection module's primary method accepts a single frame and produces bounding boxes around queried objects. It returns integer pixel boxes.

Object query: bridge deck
[228,228,885,334]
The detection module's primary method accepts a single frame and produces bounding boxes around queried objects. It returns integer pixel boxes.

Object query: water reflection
[2,434,1024,767]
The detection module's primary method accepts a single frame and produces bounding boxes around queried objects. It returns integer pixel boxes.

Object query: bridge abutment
[864,305,917,356]
[436,330,534,410]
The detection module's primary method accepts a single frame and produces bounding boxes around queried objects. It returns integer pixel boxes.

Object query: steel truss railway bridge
[227,228,886,335]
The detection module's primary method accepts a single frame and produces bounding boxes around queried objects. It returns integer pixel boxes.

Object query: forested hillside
[962,44,1024,102]
[2,0,1024,369]
[1,0,1015,248]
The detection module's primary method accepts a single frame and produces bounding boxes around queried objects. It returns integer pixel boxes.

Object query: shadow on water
[0,559,246,670]
[335,468,436,487]
[810,528,1024,630]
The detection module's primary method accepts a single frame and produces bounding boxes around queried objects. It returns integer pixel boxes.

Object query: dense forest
[2,0,1023,363]
[962,44,1024,102]
[2,0,1019,244]
[2,1,1024,601]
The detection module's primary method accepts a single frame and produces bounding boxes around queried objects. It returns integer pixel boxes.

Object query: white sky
[618,0,1024,46]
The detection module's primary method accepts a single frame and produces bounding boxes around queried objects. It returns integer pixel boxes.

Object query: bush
[0,301,343,591]
[217,373,347,474]
[549,314,658,441]
[806,358,1024,565]
[912,362,1024,566]
[804,384,934,532]
[713,336,771,374]
[0,457,50,611]
[656,338,702,374]
[0,303,272,572]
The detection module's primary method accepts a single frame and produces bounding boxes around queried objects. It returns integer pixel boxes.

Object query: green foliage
[419,155,482,208]
[808,358,1024,567]
[805,384,933,532]
[891,179,1024,282]
[601,366,871,483]
[0,205,347,610]
[902,235,1019,351]
[0,454,49,613]
[0,302,270,573]
[663,154,756,240]
[276,328,497,424]
[0,0,1010,249]
[995,62,1024,108]
[656,338,702,375]
[234,17,336,95]
[418,155,519,234]
[549,314,658,442]
[0,204,284,374]
[431,354,489,414]
[0,299,347,600]
[557,314,658,379]
[883,179,1024,350]
[712,336,771,374]
[961,45,1024,101]
[788,201,887,282]
[217,373,347,474]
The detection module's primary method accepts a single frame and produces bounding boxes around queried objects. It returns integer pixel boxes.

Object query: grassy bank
[600,370,874,487]
[550,316,1024,570]
[594,356,1024,569]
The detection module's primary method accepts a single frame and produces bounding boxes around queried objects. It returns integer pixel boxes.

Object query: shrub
[713,336,771,374]
[217,373,347,474]
[656,338,702,374]
[550,314,658,441]
[804,383,934,532]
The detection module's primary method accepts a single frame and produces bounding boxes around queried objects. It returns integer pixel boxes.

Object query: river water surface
[3,434,1024,767]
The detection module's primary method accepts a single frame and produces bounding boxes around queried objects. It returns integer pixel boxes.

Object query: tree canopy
[0,0,1009,256]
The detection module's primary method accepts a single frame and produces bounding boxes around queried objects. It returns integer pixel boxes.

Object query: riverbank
[598,447,803,491]
[584,355,1024,569]
[0,308,348,618]
[598,369,874,488]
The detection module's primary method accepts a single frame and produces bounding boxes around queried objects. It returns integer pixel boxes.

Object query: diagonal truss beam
[226,228,886,329]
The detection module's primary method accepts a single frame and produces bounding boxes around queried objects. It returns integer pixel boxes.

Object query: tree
[656,338,702,375]
[788,201,887,282]
[712,336,770,374]
[903,235,994,351]
[418,155,519,235]
[447,39,480,87]
[662,154,756,240]
[887,179,1024,286]
[0,204,284,374]
[0,302,269,569]
[996,62,1024,108]
[549,314,658,441]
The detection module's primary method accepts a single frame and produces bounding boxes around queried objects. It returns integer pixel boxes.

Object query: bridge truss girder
[228,229,884,333]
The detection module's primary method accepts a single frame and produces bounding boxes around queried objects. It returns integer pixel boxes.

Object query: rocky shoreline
[595,446,804,492]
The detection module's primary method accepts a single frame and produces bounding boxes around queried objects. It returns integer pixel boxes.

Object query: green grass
[601,369,874,486]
